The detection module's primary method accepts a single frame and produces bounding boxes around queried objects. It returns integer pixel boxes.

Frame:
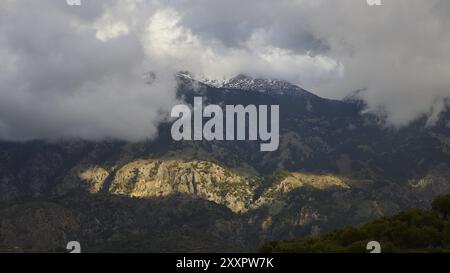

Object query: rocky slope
[68,159,257,213]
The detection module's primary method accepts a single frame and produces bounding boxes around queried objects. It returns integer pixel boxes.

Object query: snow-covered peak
[204,74,305,93]
[177,72,311,96]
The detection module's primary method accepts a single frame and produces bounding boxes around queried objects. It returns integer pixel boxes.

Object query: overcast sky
[0,0,449,141]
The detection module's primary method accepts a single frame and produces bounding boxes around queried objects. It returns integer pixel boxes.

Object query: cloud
[301,0,450,125]
[0,0,449,141]
[166,0,450,126]
[0,0,177,141]
[141,7,342,83]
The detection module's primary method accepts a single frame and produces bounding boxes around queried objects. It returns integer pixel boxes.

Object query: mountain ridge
[0,74,450,252]
[176,71,318,98]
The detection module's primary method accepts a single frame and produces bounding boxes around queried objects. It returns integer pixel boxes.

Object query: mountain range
[1,73,449,252]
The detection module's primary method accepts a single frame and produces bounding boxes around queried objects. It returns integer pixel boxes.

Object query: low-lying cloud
[0,0,449,141]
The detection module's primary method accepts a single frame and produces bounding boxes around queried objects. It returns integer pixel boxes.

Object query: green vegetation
[260,195,450,253]
[432,195,450,219]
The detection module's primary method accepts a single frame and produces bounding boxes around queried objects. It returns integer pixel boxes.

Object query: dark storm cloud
[171,0,327,54]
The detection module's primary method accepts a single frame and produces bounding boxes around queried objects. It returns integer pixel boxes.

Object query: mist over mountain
[1,75,449,252]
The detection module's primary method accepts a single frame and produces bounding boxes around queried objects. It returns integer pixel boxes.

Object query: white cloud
[167,0,450,126]
[95,21,129,42]
[300,0,450,125]
[0,0,177,141]
[143,8,341,86]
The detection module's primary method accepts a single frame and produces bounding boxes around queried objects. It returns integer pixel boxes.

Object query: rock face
[107,160,257,213]
[409,164,450,201]
[63,159,357,215]
[266,172,350,194]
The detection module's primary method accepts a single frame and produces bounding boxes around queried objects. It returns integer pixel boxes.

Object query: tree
[432,195,450,219]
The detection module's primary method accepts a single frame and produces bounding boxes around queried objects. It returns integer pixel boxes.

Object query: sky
[0,0,449,141]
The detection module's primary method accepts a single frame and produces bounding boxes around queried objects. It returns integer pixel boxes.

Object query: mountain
[181,72,314,97]
[1,74,450,252]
